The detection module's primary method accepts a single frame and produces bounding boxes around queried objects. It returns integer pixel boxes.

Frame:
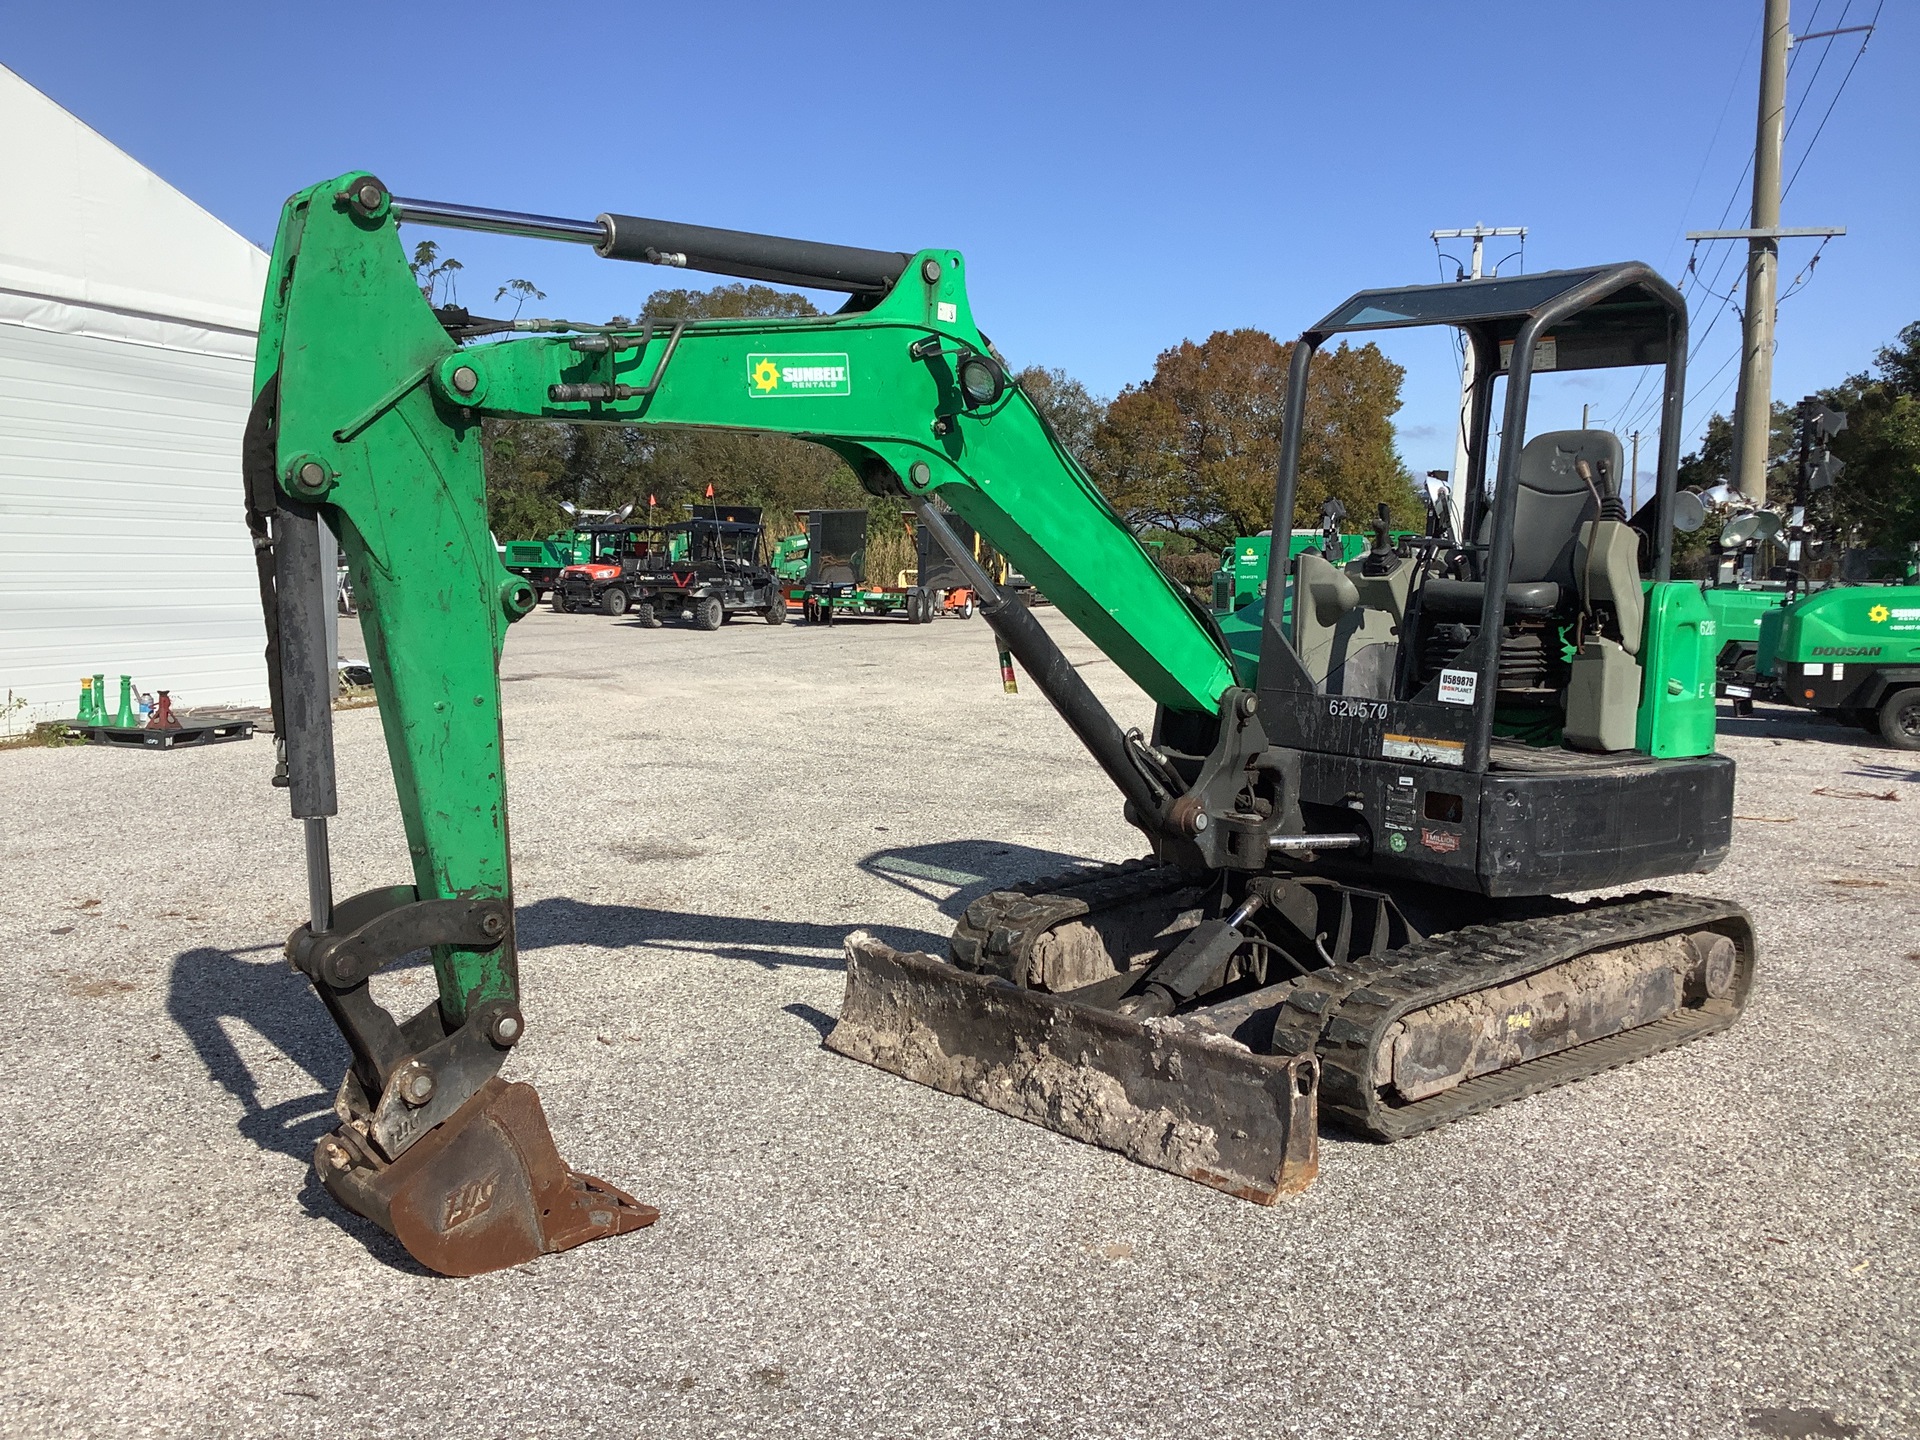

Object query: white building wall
[0,319,267,727]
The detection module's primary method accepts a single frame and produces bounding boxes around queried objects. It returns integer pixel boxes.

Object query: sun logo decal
[1870,604,1891,623]
[751,358,782,393]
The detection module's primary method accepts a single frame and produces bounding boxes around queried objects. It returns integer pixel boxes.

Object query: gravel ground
[2,604,1915,1440]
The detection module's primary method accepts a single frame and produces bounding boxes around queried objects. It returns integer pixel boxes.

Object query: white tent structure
[0,64,271,732]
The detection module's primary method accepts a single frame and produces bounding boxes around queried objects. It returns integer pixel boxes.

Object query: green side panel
[1754,606,1786,677]
[1700,586,1790,648]
[1769,584,1920,667]
[1637,582,1718,758]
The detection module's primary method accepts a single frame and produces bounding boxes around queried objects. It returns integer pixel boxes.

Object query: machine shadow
[514,897,939,970]
[514,843,1101,968]
[855,840,1109,920]
[1712,709,1858,742]
[165,943,431,1273]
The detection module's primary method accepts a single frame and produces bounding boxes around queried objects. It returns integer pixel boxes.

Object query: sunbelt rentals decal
[748,353,851,397]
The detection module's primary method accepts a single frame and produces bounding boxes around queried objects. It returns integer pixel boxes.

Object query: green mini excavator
[247,174,1755,1276]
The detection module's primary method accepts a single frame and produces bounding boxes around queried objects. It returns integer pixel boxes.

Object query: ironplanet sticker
[748,353,851,397]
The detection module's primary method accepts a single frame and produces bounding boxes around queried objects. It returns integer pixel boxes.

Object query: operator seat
[1422,429,1622,620]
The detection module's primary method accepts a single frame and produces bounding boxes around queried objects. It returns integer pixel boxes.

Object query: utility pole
[1629,430,1642,512]
[1430,224,1526,540]
[1690,2,1859,506]
[1730,0,1790,505]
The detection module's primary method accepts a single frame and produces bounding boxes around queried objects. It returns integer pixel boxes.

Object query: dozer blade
[314,1078,657,1276]
[828,934,1318,1203]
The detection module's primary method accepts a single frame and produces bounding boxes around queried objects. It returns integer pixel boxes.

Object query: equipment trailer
[1757,580,1920,747]
[244,173,1754,1276]
[799,508,934,624]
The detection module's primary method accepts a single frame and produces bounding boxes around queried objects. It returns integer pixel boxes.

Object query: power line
[1614,10,1875,449]
[1607,0,1842,438]
[1783,0,1882,199]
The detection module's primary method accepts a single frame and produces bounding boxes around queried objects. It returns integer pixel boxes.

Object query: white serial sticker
[1498,335,1557,371]
[1832,663,1845,679]
[1437,668,1479,705]
[1383,733,1466,767]
[937,301,958,323]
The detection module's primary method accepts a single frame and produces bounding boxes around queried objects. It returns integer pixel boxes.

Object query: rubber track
[948,858,1197,985]
[953,870,1757,1143]
[1276,890,1757,1139]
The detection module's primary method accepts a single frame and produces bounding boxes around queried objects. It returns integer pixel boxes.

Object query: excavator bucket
[314,1078,658,1277]
[829,935,1319,1203]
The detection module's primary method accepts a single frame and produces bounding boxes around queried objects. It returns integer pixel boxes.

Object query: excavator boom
[250,174,1253,1273]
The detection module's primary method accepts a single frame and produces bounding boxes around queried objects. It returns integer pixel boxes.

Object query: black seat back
[1496,429,1621,586]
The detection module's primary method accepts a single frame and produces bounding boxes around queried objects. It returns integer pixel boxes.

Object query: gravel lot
[2,604,1915,1440]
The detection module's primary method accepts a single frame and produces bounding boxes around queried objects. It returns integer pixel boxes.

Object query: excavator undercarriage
[834,866,1753,1200]
[245,173,1756,1275]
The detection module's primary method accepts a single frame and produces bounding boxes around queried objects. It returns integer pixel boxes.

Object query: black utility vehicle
[626,505,786,630]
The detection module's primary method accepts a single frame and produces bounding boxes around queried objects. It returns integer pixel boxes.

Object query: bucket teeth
[828,933,1318,1203]
[315,1078,657,1276]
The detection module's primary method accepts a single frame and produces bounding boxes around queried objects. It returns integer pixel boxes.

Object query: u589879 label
[1437,668,1478,705]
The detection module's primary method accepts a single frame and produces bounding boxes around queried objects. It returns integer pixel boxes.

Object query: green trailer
[1211,531,1382,615]
[1699,585,1794,706]
[1755,583,1920,747]
[799,508,933,624]
[500,530,593,600]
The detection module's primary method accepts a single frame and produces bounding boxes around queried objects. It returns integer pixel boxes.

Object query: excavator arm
[249,173,1252,1274]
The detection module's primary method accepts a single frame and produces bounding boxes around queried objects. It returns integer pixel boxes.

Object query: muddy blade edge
[317,1078,659,1277]
[828,934,1319,1203]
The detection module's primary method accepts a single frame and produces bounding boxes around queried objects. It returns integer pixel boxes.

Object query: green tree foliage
[1676,321,1920,563]
[1086,329,1418,549]
[1013,365,1105,465]
[1814,321,1920,553]
[407,241,463,305]
[633,283,820,323]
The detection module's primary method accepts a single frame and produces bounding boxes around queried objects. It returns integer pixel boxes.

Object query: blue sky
[8,0,1911,488]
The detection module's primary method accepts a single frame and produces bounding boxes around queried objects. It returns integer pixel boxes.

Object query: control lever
[1577,458,1629,522]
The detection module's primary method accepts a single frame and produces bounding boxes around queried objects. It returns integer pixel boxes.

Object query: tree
[1012,366,1105,465]
[408,241,463,305]
[1675,404,1795,497]
[635,283,821,323]
[494,278,546,320]
[1873,320,1920,397]
[1086,329,1417,549]
[1812,321,1920,556]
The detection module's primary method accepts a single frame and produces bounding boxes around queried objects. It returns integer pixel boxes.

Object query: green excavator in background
[246,173,1755,1276]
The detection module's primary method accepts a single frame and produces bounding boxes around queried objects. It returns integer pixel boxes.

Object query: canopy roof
[1309,264,1681,371]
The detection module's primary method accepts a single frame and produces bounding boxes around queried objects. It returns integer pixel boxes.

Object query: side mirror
[1422,475,1454,542]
